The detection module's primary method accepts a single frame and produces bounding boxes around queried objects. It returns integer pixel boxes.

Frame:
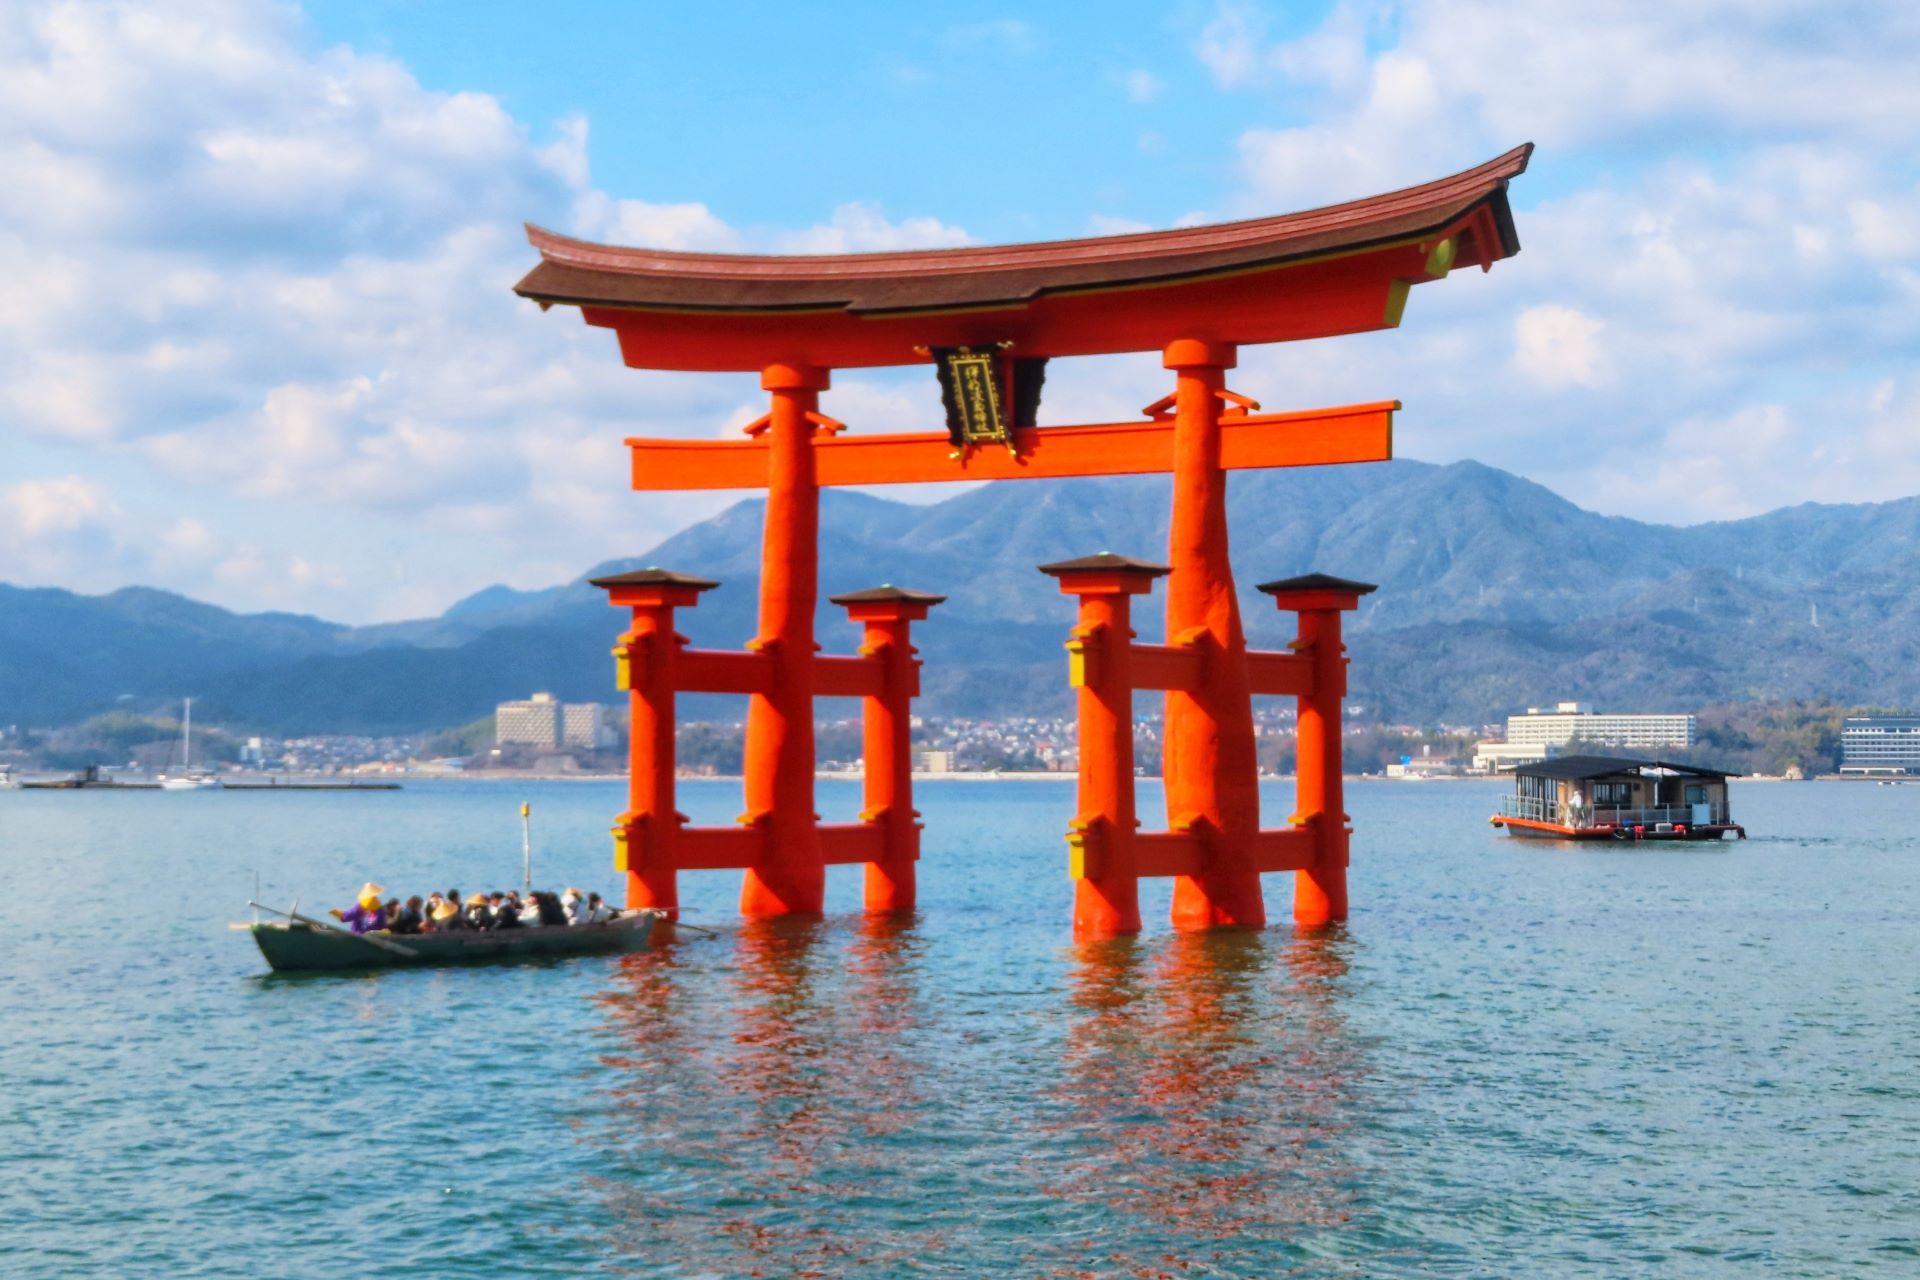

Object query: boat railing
[1591,804,1729,828]
[1498,796,1555,822]
[1499,797,1731,828]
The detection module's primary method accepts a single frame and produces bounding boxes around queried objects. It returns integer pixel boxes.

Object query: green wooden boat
[249,906,659,973]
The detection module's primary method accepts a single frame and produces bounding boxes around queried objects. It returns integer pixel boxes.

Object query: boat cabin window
[1684,783,1708,805]
[1593,781,1631,806]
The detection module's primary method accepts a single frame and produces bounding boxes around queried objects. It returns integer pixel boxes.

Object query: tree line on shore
[6,700,1888,779]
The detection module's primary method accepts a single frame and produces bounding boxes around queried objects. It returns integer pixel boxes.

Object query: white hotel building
[496,692,608,750]
[1474,701,1696,772]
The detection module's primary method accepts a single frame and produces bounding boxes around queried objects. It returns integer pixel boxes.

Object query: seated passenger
[427,895,459,933]
[520,891,544,929]
[585,892,615,925]
[561,887,586,925]
[462,892,493,931]
[390,896,425,935]
[443,890,472,931]
[533,891,569,928]
[490,892,520,929]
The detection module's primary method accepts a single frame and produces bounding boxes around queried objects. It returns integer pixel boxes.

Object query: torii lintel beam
[628,401,1396,491]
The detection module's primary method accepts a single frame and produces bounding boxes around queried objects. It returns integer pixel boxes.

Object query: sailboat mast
[182,697,192,768]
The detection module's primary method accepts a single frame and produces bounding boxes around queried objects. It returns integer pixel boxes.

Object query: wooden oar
[642,909,720,936]
[248,899,419,959]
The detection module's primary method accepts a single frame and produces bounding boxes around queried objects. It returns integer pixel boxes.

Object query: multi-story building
[497,693,611,750]
[913,749,955,774]
[1473,701,1695,772]
[1840,716,1920,775]
[496,693,561,747]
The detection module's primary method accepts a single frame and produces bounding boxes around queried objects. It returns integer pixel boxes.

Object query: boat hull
[1491,815,1745,841]
[251,913,657,972]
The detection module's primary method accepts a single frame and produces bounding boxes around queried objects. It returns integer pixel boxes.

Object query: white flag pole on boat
[521,802,532,896]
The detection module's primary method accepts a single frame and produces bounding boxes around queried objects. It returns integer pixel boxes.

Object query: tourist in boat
[520,892,544,929]
[462,892,493,931]
[330,883,387,934]
[562,887,586,924]
[491,892,521,929]
[586,892,615,925]
[426,894,458,933]
[444,890,473,930]
[390,896,425,936]
[531,891,568,927]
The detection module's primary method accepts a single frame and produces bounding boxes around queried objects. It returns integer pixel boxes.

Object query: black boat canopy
[1511,754,1739,782]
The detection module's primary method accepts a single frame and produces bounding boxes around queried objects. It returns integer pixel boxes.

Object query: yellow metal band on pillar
[1424,236,1457,277]
[1065,821,1101,880]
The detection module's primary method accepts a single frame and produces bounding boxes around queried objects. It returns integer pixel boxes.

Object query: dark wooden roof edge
[1256,573,1379,596]
[515,145,1532,315]
[827,585,948,605]
[1512,755,1740,781]
[588,567,719,591]
[1038,553,1172,577]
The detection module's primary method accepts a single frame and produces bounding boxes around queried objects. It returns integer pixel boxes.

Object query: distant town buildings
[495,693,609,750]
[1839,716,1920,775]
[913,749,956,774]
[1473,701,1696,772]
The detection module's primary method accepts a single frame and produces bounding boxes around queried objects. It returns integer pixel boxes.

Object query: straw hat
[358,881,385,902]
[430,900,459,923]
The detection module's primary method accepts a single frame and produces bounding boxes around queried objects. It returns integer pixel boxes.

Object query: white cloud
[0,0,982,621]
[1195,0,1920,526]
[770,203,971,254]
[1195,2,1267,90]
[1513,305,1609,389]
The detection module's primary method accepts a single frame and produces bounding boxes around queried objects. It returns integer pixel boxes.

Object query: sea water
[1,778,1916,1277]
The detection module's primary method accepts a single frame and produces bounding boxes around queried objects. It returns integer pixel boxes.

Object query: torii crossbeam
[517,144,1531,936]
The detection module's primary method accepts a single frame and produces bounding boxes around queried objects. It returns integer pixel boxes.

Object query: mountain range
[6,458,1919,734]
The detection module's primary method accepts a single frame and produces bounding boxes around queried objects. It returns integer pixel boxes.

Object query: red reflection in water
[1043,928,1365,1272]
[589,915,936,1276]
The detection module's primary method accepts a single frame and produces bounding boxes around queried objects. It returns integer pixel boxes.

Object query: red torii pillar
[1161,339,1265,930]
[1259,574,1375,927]
[1044,554,1165,935]
[833,585,945,914]
[741,363,831,917]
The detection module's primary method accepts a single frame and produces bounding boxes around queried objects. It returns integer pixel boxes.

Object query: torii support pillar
[1160,338,1265,930]
[1258,574,1377,927]
[830,586,946,914]
[595,567,720,918]
[1042,554,1168,937]
[742,362,831,917]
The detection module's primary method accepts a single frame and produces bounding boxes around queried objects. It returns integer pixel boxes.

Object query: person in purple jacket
[330,882,388,933]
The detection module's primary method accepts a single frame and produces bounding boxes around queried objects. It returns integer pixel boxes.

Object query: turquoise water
[3,778,1916,1276]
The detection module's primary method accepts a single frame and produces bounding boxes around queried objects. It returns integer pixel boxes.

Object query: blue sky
[3,1,1918,622]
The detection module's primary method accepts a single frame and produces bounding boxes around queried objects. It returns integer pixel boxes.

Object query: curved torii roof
[516,144,1532,372]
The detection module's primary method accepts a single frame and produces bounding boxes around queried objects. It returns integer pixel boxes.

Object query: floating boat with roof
[1489,755,1747,841]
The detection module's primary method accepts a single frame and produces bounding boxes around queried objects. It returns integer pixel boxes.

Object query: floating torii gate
[515,144,1530,936]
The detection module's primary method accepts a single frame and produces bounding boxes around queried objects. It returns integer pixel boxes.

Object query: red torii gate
[516,144,1530,936]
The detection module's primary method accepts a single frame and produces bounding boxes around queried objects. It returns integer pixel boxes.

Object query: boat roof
[1512,754,1739,781]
